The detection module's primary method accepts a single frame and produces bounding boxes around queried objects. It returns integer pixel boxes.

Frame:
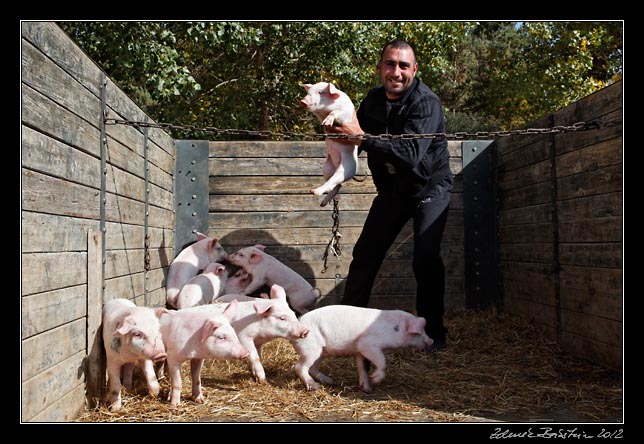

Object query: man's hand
[324,111,364,147]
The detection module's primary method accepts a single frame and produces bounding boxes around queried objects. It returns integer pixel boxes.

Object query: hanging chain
[321,197,342,274]
[104,117,621,141]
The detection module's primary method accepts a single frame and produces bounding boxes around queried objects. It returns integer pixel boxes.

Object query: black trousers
[340,180,451,340]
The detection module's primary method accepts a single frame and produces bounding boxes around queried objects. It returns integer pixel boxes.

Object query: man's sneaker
[424,337,447,353]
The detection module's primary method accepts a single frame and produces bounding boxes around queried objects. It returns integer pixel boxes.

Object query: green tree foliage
[58,21,622,138]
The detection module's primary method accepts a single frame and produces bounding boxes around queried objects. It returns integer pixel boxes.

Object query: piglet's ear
[208,238,220,251]
[249,253,263,265]
[254,302,272,318]
[154,307,170,319]
[215,265,226,275]
[406,317,426,335]
[196,232,208,241]
[301,83,312,91]
[253,244,266,251]
[223,299,238,320]
[115,316,135,336]
[201,319,221,342]
[270,284,286,300]
[326,83,341,99]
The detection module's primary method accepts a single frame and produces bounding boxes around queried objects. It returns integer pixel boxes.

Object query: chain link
[104,117,621,141]
[321,197,342,274]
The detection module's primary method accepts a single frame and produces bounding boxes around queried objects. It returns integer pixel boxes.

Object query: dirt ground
[75,308,623,424]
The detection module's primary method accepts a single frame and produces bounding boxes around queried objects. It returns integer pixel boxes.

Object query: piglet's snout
[152,352,167,362]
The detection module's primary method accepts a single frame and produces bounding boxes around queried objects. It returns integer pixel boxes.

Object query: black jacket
[357,78,452,200]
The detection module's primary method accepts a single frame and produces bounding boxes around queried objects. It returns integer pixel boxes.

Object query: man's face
[377,46,418,100]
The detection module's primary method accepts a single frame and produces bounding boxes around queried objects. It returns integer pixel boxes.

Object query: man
[327,39,452,351]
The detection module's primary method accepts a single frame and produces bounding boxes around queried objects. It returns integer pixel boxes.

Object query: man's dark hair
[379,39,417,64]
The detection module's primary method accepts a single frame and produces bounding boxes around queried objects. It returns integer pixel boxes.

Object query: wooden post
[85,229,105,407]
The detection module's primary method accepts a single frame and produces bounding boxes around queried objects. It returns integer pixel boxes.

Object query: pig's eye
[278,315,287,321]
[132,331,143,339]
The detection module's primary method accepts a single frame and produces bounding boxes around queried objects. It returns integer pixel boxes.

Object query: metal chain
[104,117,621,141]
[321,197,342,274]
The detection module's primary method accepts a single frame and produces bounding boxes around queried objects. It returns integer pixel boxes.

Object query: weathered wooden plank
[495,114,553,156]
[210,192,464,213]
[497,158,550,191]
[498,242,553,264]
[210,140,462,158]
[22,82,100,157]
[21,319,86,381]
[22,21,101,99]
[313,276,464,299]
[21,350,86,422]
[286,255,464,281]
[21,212,99,253]
[211,193,376,212]
[554,80,622,128]
[144,287,167,309]
[558,216,622,243]
[22,168,99,220]
[22,22,172,160]
[554,109,622,155]
[86,229,105,407]
[215,224,464,249]
[22,37,100,131]
[210,209,463,230]
[211,210,370,229]
[210,157,369,176]
[146,268,168,299]
[557,161,621,202]
[558,331,621,371]
[497,181,552,211]
[104,76,175,157]
[21,285,86,339]
[105,249,146,279]
[210,175,377,195]
[500,261,556,305]
[559,243,622,268]
[105,224,173,251]
[560,309,622,348]
[496,133,550,174]
[22,125,99,188]
[557,192,622,222]
[22,252,87,296]
[498,203,552,226]
[503,297,558,331]
[560,265,622,316]
[27,382,87,422]
[556,137,622,179]
[104,272,145,302]
[499,223,553,244]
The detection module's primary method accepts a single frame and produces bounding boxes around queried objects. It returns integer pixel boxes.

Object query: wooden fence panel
[21,22,174,422]
[208,140,465,310]
[497,80,622,370]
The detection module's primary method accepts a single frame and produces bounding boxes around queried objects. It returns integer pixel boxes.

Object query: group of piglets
[102,232,434,411]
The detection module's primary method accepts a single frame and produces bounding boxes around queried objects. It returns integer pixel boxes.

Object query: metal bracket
[143,118,150,305]
[99,72,107,301]
[462,140,499,309]
[173,140,210,256]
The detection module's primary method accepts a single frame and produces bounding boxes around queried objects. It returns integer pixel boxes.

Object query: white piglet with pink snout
[227,245,321,315]
[160,300,249,406]
[175,262,228,309]
[290,305,434,393]
[300,82,359,207]
[102,298,169,412]
[165,232,228,309]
